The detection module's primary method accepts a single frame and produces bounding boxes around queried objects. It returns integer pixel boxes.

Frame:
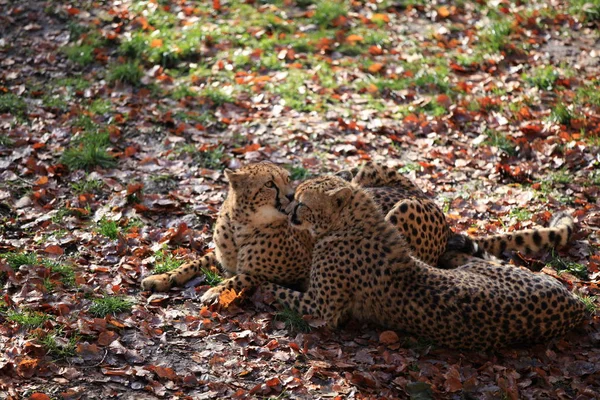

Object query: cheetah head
[225,162,294,224]
[288,176,353,237]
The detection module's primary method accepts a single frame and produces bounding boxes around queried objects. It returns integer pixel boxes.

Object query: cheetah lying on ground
[141,162,575,306]
[263,176,587,350]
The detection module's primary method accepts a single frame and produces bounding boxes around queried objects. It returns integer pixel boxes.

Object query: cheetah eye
[265,181,275,188]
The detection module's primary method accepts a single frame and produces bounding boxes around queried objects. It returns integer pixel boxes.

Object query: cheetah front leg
[262,282,349,328]
[141,252,218,292]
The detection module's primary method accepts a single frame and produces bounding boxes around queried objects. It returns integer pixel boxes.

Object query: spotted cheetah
[263,176,587,350]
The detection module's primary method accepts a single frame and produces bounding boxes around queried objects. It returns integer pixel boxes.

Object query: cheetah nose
[286,193,294,201]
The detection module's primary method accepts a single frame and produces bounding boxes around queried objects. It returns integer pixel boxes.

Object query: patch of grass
[548,252,588,279]
[275,307,311,333]
[398,163,422,174]
[0,93,27,115]
[287,165,310,181]
[194,146,225,169]
[550,103,578,125]
[524,66,558,90]
[42,259,76,287]
[62,45,94,66]
[98,218,120,240]
[88,296,133,317]
[413,66,451,94]
[172,85,197,100]
[42,94,68,111]
[478,20,512,53]
[62,131,117,171]
[575,81,600,107]
[569,0,600,22]
[202,87,234,106]
[1,252,38,269]
[89,99,113,115]
[201,266,223,287]
[483,130,517,156]
[55,76,91,91]
[108,62,143,86]
[71,178,104,194]
[37,328,79,360]
[550,169,571,184]
[7,310,51,328]
[0,134,13,147]
[312,0,348,27]
[153,249,184,274]
[577,295,598,315]
[67,21,89,41]
[509,208,532,221]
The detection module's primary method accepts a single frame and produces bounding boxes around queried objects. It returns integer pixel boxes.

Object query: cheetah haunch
[264,176,587,350]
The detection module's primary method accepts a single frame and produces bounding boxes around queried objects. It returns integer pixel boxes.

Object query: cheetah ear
[327,187,352,210]
[225,169,246,189]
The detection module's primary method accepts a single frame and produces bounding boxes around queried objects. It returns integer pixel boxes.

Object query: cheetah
[141,162,314,303]
[263,176,587,350]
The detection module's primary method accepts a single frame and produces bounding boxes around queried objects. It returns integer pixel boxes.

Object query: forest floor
[1,0,600,399]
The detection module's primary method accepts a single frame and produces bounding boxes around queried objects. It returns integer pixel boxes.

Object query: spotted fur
[265,176,587,350]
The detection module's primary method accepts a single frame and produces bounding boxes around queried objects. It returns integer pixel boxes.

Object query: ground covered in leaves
[1,0,600,398]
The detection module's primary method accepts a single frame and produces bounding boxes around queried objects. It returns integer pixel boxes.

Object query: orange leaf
[346,34,364,43]
[231,143,260,154]
[367,63,384,73]
[213,0,221,11]
[29,394,50,400]
[150,38,163,48]
[379,330,399,344]
[366,84,378,93]
[127,183,144,195]
[66,7,80,16]
[371,13,390,23]
[438,6,450,18]
[154,365,178,380]
[35,176,48,185]
[368,45,383,55]
[44,245,64,256]
[124,146,137,157]
[218,288,240,308]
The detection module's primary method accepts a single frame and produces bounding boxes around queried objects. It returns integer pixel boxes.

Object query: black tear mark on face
[291,203,303,225]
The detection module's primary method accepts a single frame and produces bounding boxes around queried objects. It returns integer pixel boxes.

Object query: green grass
[575,81,600,107]
[202,87,234,106]
[98,218,120,240]
[312,0,348,27]
[577,295,598,315]
[42,259,76,287]
[89,99,113,115]
[569,0,600,22]
[509,208,532,221]
[172,86,198,100]
[62,131,117,171]
[178,144,225,169]
[286,165,310,181]
[550,103,579,125]
[524,66,559,90]
[482,130,517,156]
[275,307,311,333]
[548,252,588,279]
[71,178,104,194]
[1,252,38,269]
[0,93,27,115]
[153,249,184,274]
[88,296,133,317]
[62,45,95,66]
[7,310,51,328]
[37,328,79,360]
[55,77,91,91]
[108,62,143,86]
[202,267,223,287]
[398,163,423,174]
[0,134,13,147]
[478,20,512,53]
[42,94,68,111]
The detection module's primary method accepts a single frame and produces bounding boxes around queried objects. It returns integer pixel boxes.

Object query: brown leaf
[44,245,64,255]
[368,63,384,74]
[154,365,179,381]
[98,330,118,346]
[379,330,399,344]
[444,365,462,392]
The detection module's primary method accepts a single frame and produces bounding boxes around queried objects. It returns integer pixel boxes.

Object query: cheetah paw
[200,287,223,304]
[141,274,172,292]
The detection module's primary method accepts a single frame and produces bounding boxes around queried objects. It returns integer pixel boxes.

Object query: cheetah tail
[447,212,574,259]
